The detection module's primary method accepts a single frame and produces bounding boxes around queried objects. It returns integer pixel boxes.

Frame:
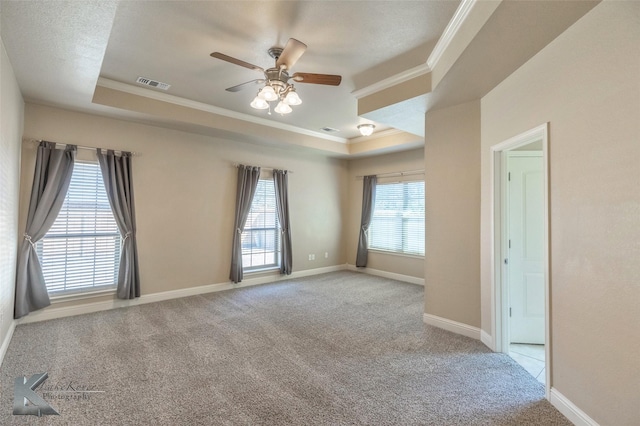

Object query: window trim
[368,248,425,260]
[37,160,121,297]
[241,178,281,272]
[368,179,425,256]
[50,288,117,303]
[243,265,281,276]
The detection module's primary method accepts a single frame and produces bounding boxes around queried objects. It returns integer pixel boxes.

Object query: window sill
[50,288,117,303]
[244,266,281,276]
[368,249,425,260]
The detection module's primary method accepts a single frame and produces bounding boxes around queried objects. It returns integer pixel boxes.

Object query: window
[369,180,425,256]
[241,179,280,271]
[36,161,121,296]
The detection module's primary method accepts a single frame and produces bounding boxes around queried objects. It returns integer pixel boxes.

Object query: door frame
[490,123,550,397]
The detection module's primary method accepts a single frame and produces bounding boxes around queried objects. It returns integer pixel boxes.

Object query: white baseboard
[550,388,600,426]
[0,321,16,367]
[346,264,424,285]
[19,265,348,324]
[423,313,481,340]
[480,329,494,350]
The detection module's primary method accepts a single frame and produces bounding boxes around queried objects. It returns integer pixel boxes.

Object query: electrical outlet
[311,254,315,260]
[324,252,328,258]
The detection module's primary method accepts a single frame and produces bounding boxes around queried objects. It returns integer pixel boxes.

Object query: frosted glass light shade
[284,91,302,105]
[250,96,269,110]
[258,85,278,101]
[274,101,292,114]
[357,124,375,136]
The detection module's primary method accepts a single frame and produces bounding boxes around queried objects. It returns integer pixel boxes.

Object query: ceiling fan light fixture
[250,96,269,110]
[284,90,302,106]
[258,85,278,101]
[358,123,375,136]
[274,101,292,114]
[212,39,341,117]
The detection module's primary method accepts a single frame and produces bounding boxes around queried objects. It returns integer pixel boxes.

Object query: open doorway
[505,150,545,383]
[491,123,550,395]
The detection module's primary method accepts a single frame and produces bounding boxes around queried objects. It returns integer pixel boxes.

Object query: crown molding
[427,0,477,70]
[95,77,348,144]
[352,0,478,100]
[351,63,431,99]
[347,128,407,145]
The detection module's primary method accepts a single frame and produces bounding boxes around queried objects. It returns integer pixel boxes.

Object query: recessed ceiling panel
[99,1,460,138]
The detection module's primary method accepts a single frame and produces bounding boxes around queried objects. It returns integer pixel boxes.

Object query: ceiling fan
[210,38,341,114]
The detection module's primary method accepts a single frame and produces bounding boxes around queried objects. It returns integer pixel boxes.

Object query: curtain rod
[24,138,140,156]
[233,163,293,173]
[356,169,424,179]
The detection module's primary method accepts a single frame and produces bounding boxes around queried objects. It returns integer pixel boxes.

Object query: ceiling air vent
[136,76,171,90]
[321,127,340,133]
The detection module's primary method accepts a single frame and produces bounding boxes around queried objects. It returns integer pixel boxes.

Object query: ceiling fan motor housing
[265,68,290,84]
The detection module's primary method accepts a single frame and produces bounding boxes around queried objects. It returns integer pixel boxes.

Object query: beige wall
[481,2,640,424]
[346,148,425,279]
[21,104,349,306]
[424,100,481,327]
[0,39,24,348]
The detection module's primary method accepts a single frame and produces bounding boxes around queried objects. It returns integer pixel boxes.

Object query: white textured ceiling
[0,0,459,140]
[0,1,118,108]
[0,0,600,153]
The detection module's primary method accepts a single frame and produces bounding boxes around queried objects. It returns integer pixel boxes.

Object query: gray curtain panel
[273,169,292,275]
[230,165,261,283]
[97,149,140,300]
[14,142,77,319]
[356,175,377,267]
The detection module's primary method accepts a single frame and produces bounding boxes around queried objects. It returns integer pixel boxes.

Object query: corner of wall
[424,100,481,329]
[0,36,25,366]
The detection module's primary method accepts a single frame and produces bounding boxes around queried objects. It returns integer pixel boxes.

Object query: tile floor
[509,343,546,384]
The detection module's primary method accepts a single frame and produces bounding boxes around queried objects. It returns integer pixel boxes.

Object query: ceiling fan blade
[210,52,264,73]
[292,72,342,86]
[276,38,307,70]
[225,79,265,92]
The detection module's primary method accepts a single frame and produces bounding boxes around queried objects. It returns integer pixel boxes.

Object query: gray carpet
[0,271,570,425]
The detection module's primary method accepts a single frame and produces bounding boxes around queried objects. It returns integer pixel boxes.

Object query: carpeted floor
[0,271,570,425]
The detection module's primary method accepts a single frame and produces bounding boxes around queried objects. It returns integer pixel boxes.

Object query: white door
[507,153,545,344]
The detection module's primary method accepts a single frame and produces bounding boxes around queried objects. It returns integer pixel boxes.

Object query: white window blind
[369,180,425,256]
[241,179,280,271]
[36,161,121,295]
